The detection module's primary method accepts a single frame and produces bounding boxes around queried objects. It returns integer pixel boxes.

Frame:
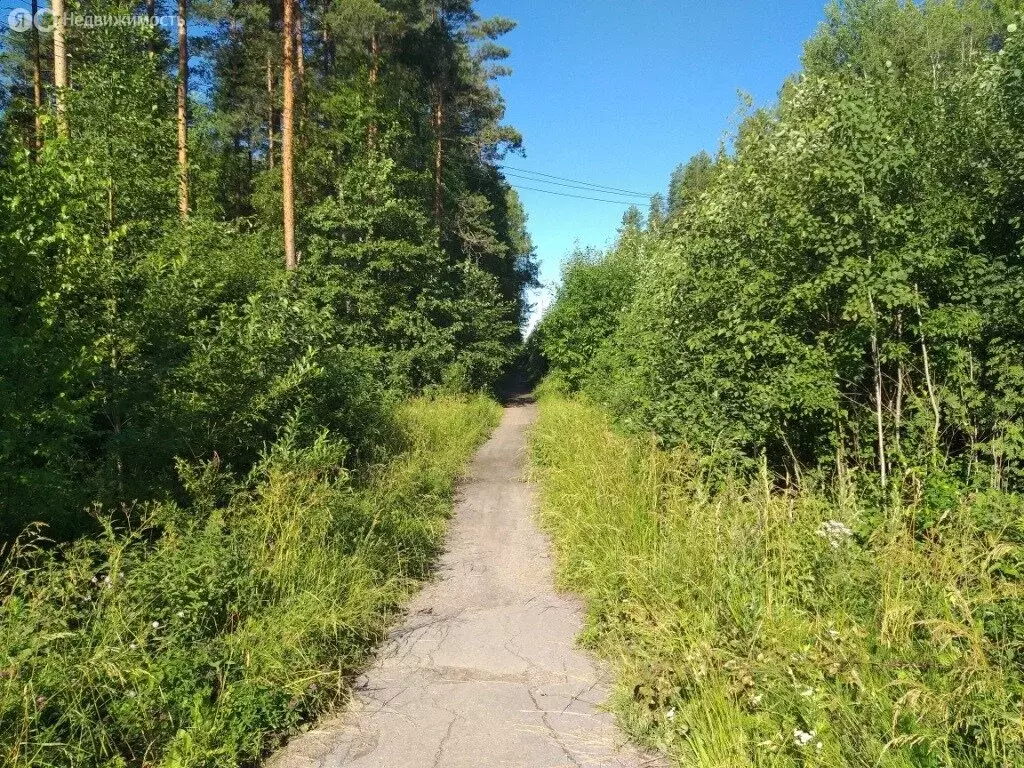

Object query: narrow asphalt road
[269,400,661,768]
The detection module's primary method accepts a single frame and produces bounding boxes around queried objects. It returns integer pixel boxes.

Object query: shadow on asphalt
[496,371,537,407]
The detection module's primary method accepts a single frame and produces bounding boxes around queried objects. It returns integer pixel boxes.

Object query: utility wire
[499,164,656,197]
[508,183,640,206]
[501,170,650,199]
[434,137,657,197]
[433,137,656,200]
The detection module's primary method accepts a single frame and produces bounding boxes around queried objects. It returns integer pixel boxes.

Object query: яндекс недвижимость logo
[7,7,33,32]
[6,7,180,31]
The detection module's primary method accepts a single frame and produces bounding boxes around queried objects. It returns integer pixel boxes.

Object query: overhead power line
[501,170,650,199]
[508,183,640,206]
[499,164,656,197]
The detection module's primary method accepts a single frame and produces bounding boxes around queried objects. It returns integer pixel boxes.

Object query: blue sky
[474,0,830,325]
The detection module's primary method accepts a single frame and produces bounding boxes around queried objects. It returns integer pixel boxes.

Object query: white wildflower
[151,621,160,629]
[665,707,676,721]
[816,520,854,549]
[793,729,816,747]
[176,611,185,618]
[129,642,138,650]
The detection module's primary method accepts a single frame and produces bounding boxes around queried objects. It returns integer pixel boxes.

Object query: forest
[5,0,1024,765]
[0,0,532,763]
[0,0,536,541]
[531,0,1024,765]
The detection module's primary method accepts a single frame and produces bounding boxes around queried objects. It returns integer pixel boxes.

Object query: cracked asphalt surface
[268,399,663,768]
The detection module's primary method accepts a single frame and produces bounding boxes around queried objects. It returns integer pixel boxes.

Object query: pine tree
[281,0,297,270]
[177,0,189,218]
[31,0,42,153]
[52,0,68,136]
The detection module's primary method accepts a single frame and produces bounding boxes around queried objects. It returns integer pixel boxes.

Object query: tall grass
[0,395,500,767]
[530,394,1024,768]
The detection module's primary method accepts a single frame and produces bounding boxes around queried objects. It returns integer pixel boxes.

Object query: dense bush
[536,1,1024,492]
[0,161,391,538]
[532,240,641,391]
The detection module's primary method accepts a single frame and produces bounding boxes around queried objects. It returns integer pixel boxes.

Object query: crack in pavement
[526,684,583,768]
[269,401,666,768]
[430,708,460,768]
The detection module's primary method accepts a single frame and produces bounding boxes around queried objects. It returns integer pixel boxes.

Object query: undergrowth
[530,394,1024,768]
[0,395,500,767]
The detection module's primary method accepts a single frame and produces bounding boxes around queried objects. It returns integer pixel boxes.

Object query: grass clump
[0,395,500,768]
[530,394,1024,768]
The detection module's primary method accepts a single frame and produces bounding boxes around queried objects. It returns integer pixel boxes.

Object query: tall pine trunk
[266,50,275,169]
[432,9,446,228]
[176,0,189,219]
[433,88,444,224]
[52,0,68,137]
[295,10,305,137]
[296,12,305,83]
[31,0,42,153]
[281,0,297,270]
[322,20,334,76]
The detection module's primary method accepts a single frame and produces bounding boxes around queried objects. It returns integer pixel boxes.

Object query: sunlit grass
[0,395,501,767]
[530,394,1024,768]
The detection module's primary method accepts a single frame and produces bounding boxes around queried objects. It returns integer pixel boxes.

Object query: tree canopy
[536,0,1024,494]
[0,0,537,539]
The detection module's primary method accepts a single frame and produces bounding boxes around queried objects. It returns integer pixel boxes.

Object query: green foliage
[532,221,645,390]
[536,1,1024,491]
[667,150,714,216]
[802,0,1013,81]
[0,395,500,767]
[532,394,1024,768]
[0,0,535,537]
[0,158,391,538]
[532,11,1024,763]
